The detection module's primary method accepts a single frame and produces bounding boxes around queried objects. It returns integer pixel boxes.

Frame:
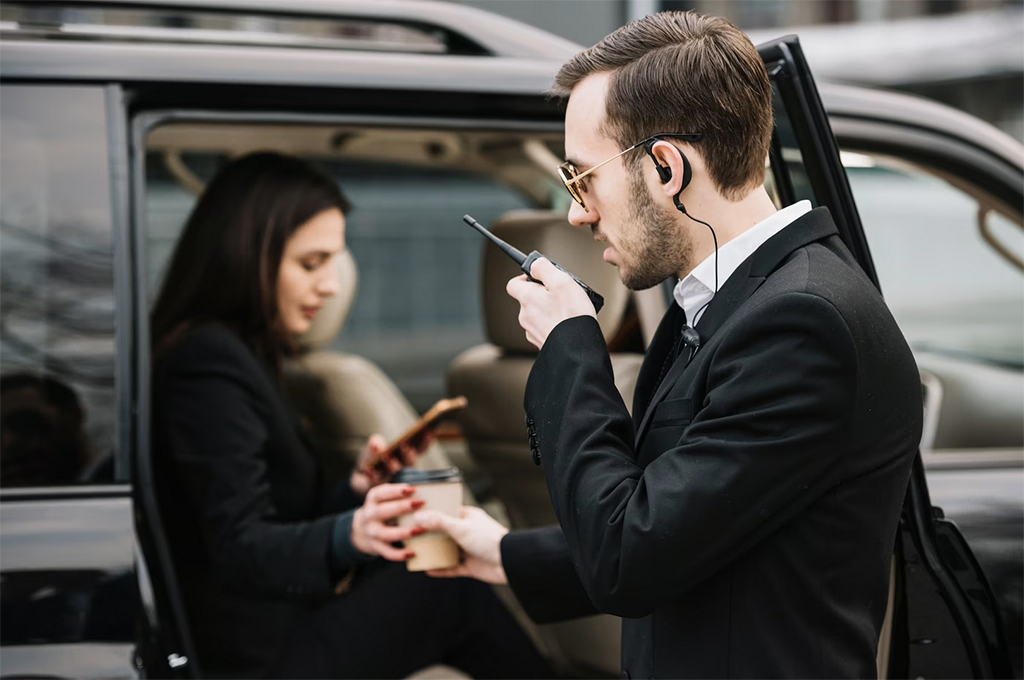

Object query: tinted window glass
[0,86,116,487]
[845,153,1023,450]
[847,156,1023,366]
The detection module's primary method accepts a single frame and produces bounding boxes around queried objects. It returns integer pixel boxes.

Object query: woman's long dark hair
[151,151,351,369]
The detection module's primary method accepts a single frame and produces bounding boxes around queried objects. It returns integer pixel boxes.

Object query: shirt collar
[673,200,812,324]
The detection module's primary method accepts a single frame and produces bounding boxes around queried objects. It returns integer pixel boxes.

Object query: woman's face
[277,207,345,336]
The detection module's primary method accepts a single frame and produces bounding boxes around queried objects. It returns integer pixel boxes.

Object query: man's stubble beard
[617,170,693,291]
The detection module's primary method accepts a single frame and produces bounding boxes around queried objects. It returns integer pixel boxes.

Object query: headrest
[483,210,630,353]
[298,249,358,350]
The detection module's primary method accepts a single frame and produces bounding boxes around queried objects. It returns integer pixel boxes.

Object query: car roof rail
[0,2,492,56]
[0,0,585,59]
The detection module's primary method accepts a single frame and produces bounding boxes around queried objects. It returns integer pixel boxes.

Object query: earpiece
[653,161,673,183]
[644,139,719,338]
[644,143,693,193]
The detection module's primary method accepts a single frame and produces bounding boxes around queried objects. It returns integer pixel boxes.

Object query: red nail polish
[405,551,416,559]
[411,499,426,508]
[411,527,427,536]
[402,487,416,495]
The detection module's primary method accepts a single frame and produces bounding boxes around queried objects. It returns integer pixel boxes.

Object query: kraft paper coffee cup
[394,467,463,572]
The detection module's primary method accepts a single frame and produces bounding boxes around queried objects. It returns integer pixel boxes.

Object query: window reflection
[0,86,116,486]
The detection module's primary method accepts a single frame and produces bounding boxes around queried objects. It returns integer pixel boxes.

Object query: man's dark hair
[552,11,773,200]
[151,151,351,369]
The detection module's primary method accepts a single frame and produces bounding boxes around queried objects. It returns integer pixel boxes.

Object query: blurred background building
[448,0,1024,141]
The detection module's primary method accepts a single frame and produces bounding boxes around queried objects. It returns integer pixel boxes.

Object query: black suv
[1,1,1020,678]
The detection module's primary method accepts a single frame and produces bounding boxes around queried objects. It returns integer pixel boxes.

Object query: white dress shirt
[673,200,812,326]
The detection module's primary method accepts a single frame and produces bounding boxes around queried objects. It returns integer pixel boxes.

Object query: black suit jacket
[152,325,359,677]
[501,208,922,678]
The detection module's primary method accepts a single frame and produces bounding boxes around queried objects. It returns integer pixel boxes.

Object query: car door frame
[125,82,568,678]
[827,95,1024,678]
[757,34,1012,679]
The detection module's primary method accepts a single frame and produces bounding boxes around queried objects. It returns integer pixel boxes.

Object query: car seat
[282,249,473,679]
[447,210,642,529]
[447,210,645,677]
[283,249,454,484]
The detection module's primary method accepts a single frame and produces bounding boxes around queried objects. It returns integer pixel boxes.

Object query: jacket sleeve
[321,475,363,514]
[501,526,598,623]
[160,332,353,599]
[525,293,859,618]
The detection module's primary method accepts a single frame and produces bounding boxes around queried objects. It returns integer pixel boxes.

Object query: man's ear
[650,140,692,197]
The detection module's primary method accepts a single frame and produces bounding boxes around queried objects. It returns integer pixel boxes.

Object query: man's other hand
[414,507,509,584]
[506,257,596,350]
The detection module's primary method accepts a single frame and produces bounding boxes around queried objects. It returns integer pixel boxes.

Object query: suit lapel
[633,208,839,447]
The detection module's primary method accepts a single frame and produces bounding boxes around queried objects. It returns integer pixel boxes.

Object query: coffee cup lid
[393,467,462,485]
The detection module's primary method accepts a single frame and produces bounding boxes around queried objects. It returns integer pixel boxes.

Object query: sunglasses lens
[558,165,586,209]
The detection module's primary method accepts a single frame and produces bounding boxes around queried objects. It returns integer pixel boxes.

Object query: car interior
[143,120,656,677]
[139,114,1020,677]
[836,150,1023,457]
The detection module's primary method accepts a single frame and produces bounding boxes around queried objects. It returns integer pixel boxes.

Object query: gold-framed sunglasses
[557,132,703,212]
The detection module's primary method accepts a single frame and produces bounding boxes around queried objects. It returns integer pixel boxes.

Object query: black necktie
[652,308,687,393]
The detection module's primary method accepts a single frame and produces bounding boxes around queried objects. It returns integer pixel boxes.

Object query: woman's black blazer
[151,325,358,677]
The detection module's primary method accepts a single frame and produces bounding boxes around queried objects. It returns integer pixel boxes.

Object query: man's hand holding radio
[507,257,597,350]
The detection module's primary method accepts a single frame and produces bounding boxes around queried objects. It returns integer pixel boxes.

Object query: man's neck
[677,186,778,279]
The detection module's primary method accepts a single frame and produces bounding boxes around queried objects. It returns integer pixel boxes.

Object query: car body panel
[0,492,137,678]
[926,459,1024,677]
[0,40,564,94]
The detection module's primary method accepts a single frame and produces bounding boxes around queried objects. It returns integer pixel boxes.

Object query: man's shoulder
[763,235,879,308]
[746,238,909,360]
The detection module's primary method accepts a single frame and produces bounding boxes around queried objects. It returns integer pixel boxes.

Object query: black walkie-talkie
[462,214,604,313]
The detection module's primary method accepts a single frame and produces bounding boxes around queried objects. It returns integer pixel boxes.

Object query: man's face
[563,73,691,291]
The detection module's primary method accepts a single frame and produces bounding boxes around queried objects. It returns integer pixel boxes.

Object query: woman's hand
[350,484,426,561]
[350,432,434,498]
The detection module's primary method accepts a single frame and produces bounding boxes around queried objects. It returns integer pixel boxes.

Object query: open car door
[756,35,1012,679]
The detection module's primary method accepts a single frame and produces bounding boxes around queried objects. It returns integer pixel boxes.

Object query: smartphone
[359,396,469,476]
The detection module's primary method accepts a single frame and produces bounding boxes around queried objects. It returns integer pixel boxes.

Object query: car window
[145,147,533,412]
[843,152,1024,450]
[0,85,117,487]
[845,154,1023,366]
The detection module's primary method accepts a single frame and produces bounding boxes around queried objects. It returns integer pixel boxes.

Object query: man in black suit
[418,11,922,678]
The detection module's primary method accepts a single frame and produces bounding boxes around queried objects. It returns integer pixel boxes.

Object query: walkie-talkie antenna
[462,215,527,266]
[461,213,604,313]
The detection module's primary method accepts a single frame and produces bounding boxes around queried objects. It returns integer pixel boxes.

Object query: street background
[449,0,1023,142]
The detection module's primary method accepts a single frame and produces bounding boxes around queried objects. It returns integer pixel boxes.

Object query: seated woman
[150,151,549,679]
